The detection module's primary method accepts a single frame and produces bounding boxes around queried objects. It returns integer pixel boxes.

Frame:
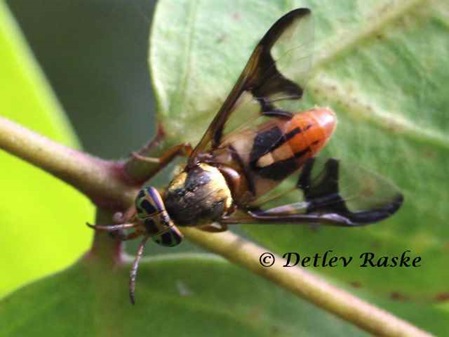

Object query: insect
[88,8,403,304]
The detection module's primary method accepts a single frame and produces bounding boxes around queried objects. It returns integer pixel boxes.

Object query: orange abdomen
[283,107,336,163]
[250,107,336,180]
[215,107,336,200]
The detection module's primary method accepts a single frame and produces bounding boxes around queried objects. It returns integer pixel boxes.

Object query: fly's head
[135,186,183,247]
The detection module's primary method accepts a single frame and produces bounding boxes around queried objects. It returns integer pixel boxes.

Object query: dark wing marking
[189,8,313,162]
[296,158,403,224]
[223,158,404,226]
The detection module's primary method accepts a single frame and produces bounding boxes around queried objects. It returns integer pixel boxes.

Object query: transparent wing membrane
[190,8,314,159]
[225,157,403,226]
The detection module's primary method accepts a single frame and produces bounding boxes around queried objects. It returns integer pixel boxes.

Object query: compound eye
[152,227,183,247]
[135,186,164,220]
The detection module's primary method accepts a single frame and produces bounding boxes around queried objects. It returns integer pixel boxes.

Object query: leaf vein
[312,0,428,73]
[308,75,449,150]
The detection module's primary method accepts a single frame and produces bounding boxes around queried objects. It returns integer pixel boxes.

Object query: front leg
[132,143,193,176]
[132,143,192,164]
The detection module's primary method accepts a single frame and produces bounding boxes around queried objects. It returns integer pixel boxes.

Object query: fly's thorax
[164,163,233,227]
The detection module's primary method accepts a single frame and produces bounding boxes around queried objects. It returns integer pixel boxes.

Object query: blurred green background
[7,0,156,159]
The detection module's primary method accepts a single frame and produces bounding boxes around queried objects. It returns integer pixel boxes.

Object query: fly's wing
[189,8,313,161]
[223,157,404,226]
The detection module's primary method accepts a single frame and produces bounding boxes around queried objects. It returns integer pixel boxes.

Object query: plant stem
[0,117,137,209]
[0,116,432,337]
[182,227,432,337]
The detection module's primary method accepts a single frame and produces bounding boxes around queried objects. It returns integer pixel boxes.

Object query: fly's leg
[132,143,193,171]
[138,123,165,153]
[86,222,136,240]
[86,223,137,232]
[86,208,138,233]
[129,141,193,183]
[129,236,150,305]
[97,208,139,239]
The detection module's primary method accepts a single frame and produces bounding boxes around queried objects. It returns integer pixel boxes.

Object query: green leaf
[0,2,91,297]
[0,255,373,337]
[3,255,448,336]
[3,253,448,336]
[150,0,449,333]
